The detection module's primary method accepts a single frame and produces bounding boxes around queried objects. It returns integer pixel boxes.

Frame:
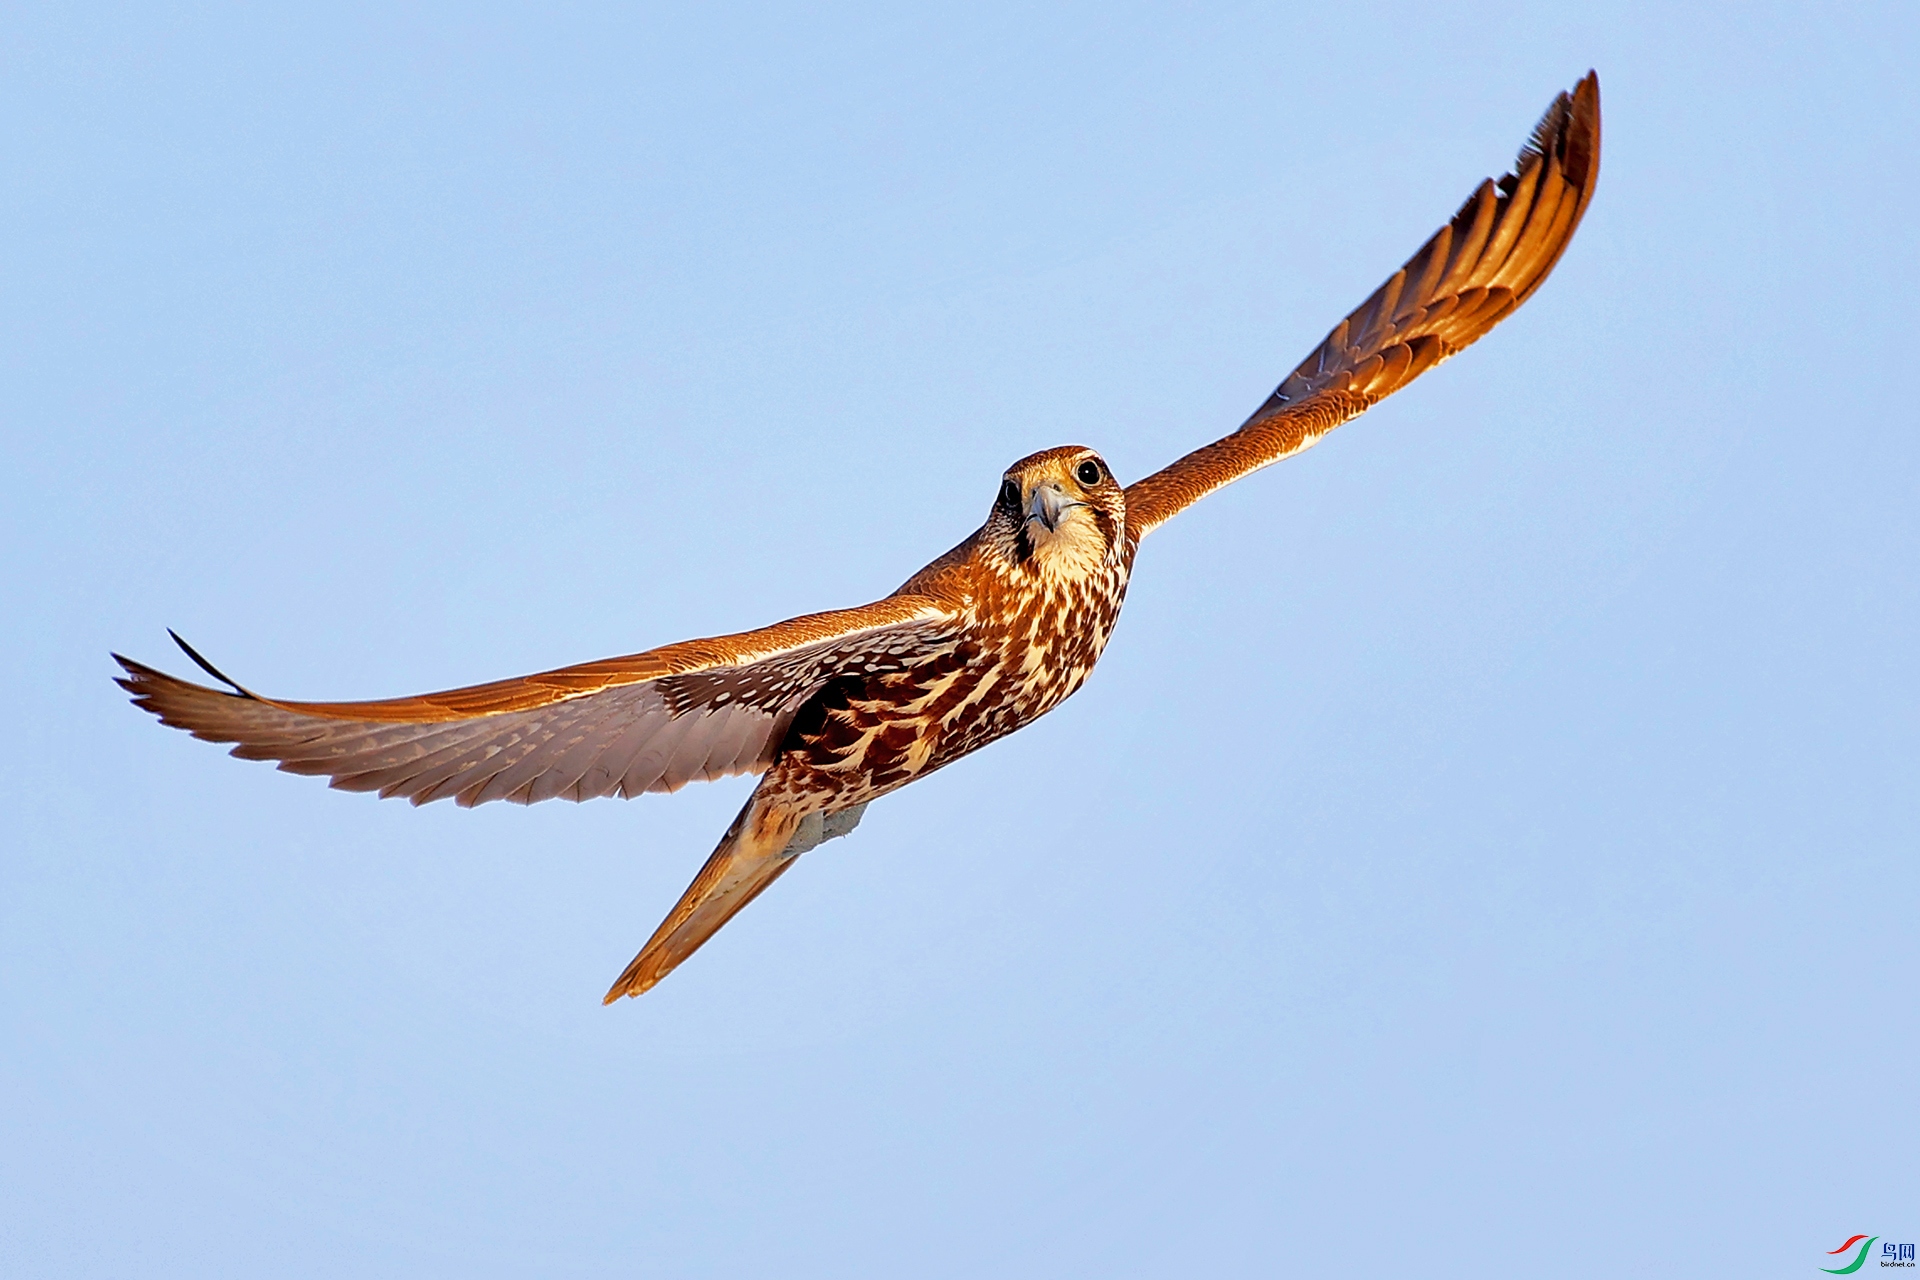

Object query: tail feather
[603,798,872,1001]
[603,798,800,1001]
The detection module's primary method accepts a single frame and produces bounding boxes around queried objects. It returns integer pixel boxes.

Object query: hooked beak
[1025,483,1079,533]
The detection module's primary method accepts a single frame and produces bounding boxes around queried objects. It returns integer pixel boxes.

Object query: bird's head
[983,446,1126,579]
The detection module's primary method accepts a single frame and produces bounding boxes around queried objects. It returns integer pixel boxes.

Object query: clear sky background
[4,3,1915,1276]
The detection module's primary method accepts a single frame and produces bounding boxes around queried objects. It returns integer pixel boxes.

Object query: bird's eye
[1000,478,1021,507]
[1076,459,1103,486]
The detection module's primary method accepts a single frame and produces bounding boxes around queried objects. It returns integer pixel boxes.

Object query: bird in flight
[119,73,1601,1002]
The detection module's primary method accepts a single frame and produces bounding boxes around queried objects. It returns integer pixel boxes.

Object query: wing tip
[112,650,168,690]
[1516,69,1600,187]
[113,634,261,728]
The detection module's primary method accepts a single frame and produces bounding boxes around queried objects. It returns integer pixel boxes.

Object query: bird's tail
[601,794,868,1000]
[603,796,799,1001]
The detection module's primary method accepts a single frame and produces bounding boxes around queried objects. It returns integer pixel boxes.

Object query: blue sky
[4,3,1915,1275]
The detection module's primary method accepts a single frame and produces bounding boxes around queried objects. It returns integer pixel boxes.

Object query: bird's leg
[603,792,805,1002]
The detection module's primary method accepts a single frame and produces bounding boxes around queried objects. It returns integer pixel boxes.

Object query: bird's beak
[1026,483,1075,533]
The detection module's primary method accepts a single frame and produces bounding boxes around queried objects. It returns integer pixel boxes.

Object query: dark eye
[999,478,1021,507]
[1076,459,1103,486]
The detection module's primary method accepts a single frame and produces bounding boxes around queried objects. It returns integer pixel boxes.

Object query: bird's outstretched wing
[115,598,960,807]
[1124,71,1601,538]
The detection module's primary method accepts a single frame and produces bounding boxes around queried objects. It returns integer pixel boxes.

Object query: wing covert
[116,598,960,807]
[1125,71,1600,538]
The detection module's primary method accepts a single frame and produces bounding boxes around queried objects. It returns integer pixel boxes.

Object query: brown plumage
[116,73,1601,1000]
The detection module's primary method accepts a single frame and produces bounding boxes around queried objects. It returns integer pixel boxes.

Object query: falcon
[118,73,1601,1001]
